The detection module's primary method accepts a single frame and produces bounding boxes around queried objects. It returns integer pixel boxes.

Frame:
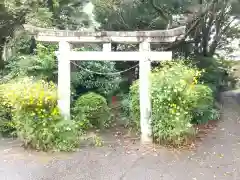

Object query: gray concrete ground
[1,92,240,180]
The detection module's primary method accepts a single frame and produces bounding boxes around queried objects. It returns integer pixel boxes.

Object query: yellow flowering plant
[0,77,80,151]
[0,88,15,136]
[130,61,216,146]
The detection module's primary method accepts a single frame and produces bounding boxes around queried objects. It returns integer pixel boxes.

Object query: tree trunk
[0,39,5,69]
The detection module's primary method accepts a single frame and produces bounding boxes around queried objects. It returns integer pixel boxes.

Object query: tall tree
[153,0,240,57]
[0,0,53,68]
[93,0,240,58]
[184,0,240,57]
[93,0,167,31]
[0,0,95,68]
[48,0,92,30]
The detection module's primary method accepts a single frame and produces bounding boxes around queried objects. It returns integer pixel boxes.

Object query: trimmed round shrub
[130,62,215,146]
[0,77,80,151]
[73,92,111,129]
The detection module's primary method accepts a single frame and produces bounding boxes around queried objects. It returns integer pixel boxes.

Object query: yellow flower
[51,108,59,116]
[189,83,194,90]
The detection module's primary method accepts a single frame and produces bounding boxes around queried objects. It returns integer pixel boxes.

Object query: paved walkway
[1,92,240,180]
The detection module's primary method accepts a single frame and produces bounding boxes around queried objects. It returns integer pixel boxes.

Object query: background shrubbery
[2,43,58,82]
[3,44,122,98]
[193,57,237,98]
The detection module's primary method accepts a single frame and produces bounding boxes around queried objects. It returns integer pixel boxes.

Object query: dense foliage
[0,0,239,151]
[194,57,237,97]
[73,92,111,129]
[3,43,58,82]
[0,78,80,151]
[1,0,240,67]
[0,95,15,136]
[2,43,122,97]
[71,47,121,97]
[117,93,131,125]
[130,62,219,145]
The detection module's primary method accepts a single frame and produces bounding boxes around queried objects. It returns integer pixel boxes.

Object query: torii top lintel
[23,24,186,43]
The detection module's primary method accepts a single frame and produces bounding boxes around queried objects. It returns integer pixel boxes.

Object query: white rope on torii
[24,24,186,144]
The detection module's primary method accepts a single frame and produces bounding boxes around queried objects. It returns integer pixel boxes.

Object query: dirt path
[1,91,240,180]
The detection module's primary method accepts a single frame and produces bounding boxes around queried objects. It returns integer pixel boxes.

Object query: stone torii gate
[24,25,185,144]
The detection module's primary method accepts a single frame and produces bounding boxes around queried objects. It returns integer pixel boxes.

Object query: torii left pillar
[58,41,71,119]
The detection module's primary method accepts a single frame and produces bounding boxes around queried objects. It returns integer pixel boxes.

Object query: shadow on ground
[1,91,240,180]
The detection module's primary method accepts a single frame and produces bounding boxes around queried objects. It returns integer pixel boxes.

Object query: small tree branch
[164,0,220,51]
[209,16,237,56]
[116,10,131,30]
[150,0,169,23]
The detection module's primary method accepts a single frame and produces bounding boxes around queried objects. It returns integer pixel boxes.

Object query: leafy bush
[73,92,111,129]
[189,84,219,124]
[0,77,80,151]
[4,44,122,97]
[71,61,122,97]
[111,93,132,127]
[0,96,15,136]
[118,93,131,122]
[130,62,216,145]
[4,44,122,99]
[71,47,122,98]
[4,31,32,58]
[4,43,58,82]
[194,56,237,97]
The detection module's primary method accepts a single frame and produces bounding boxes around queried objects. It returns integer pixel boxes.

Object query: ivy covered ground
[0,91,240,180]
